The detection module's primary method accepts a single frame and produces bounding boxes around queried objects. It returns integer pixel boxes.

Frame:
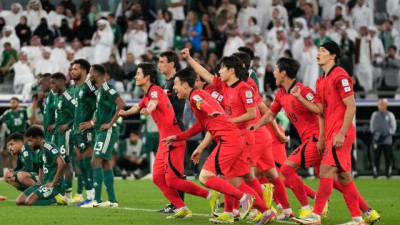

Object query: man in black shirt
[157,51,186,213]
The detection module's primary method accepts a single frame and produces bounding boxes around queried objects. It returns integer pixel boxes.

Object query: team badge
[151,91,158,98]
[341,79,349,87]
[245,91,253,98]
[306,93,314,101]
[193,95,203,101]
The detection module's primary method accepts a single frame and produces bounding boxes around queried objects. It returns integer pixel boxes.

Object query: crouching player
[16,126,65,206]
[4,132,39,191]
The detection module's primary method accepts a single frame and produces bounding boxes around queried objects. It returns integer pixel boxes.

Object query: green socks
[104,169,117,203]
[93,167,103,202]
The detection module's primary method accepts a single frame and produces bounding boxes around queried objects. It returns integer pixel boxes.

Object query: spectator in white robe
[163,10,175,49]
[320,0,337,21]
[2,26,20,51]
[253,0,271,31]
[51,37,67,63]
[387,0,400,32]
[123,19,148,63]
[34,47,59,76]
[270,27,289,63]
[70,38,88,60]
[91,19,114,64]
[328,0,348,21]
[10,52,35,94]
[5,3,25,28]
[223,27,245,56]
[59,47,75,74]
[355,26,374,94]
[237,0,258,34]
[343,18,359,43]
[20,36,42,66]
[252,31,268,67]
[294,17,310,38]
[301,36,319,91]
[270,0,290,32]
[351,0,373,31]
[265,19,286,50]
[48,4,67,32]
[368,26,386,90]
[27,0,48,32]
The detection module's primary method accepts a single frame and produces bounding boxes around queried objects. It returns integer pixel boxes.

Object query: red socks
[247,178,266,202]
[167,177,209,199]
[313,177,333,215]
[271,177,291,209]
[238,181,268,212]
[304,184,316,199]
[153,175,185,208]
[334,180,370,212]
[341,181,361,217]
[281,165,309,206]
[204,176,243,199]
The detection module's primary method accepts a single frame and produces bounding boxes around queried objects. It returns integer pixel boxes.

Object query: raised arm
[290,85,323,115]
[181,48,214,84]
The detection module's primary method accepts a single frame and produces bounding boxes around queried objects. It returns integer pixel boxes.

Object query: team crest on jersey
[23,151,29,157]
[341,79,349,87]
[245,91,253,98]
[151,91,158,98]
[211,91,219,98]
[305,93,314,101]
[109,89,116,95]
[344,86,351,92]
[193,95,203,101]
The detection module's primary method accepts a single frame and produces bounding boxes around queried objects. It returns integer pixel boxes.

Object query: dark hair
[233,51,252,70]
[386,19,393,26]
[159,51,179,69]
[41,73,52,79]
[389,45,397,51]
[25,126,44,138]
[238,46,254,59]
[284,49,293,58]
[91,64,106,76]
[213,62,221,77]
[174,67,196,88]
[73,59,91,73]
[10,97,20,102]
[276,57,300,79]
[265,94,274,102]
[249,17,257,25]
[7,132,24,143]
[32,93,39,100]
[138,62,157,83]
[220,55,248,81]
[108,13,115,18]
[51,72,66,81]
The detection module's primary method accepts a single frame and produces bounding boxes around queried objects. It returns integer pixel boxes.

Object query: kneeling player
[16,126,65,206]
[4,132,39,191]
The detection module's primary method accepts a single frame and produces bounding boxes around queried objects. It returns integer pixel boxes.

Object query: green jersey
[54,90,76,134]
[95,82,120,131]
[14,144,40,174]
[73,79,97,134]
[0,108,28,134]
[41,91,57,133]
[38,141,62,185]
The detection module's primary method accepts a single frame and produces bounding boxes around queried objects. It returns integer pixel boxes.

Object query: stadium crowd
[0,0,399,99]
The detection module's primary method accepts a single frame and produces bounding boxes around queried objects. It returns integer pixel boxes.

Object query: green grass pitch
[0,179,398,225]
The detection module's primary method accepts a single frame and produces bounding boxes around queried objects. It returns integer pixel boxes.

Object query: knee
[16,196,26,206]
[152,174,164,186]
[24,199,34,206]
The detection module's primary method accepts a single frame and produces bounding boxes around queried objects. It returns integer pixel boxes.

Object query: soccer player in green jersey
[80,64,125,208]
[51,72,76,204]
[38,73,57,142]
[16,126,65,206]
[4,132,39,191]
[71,59,96,204]
[1,97,28,170]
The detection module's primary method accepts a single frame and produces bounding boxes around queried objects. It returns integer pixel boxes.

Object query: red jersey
[213,77,256,130]
[203,83,225,108]
[270,82,319,142]
[315,65,356,140]
[138,84,182,140]
[176,89,241,141]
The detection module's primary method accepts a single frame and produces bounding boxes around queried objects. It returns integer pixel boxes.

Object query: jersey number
[94,142,105,153]
[14,118,22,126]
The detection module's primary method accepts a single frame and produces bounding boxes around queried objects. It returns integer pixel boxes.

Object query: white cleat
[98,201,119,208]
[80,200,99,208]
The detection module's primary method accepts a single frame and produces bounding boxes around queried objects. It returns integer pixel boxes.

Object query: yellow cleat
[364,209,380,225]
[209,212,234,224]
[321,201,329,219]
[208,191,219,215]
[299,208,313,219]
[55,194,66,205]
[263,183,274,208]
[251,212,263,223]
[166,208,192,219]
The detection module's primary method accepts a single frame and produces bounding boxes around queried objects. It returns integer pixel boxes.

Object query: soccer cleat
[321,201,329,219]
[263,183,274,208]
[55,194,67,205]
[157,204,177,213]
[248,209,259,219]
[68,194,84,205]
[251,212,263,223]
[257,211,277,225]
[209,212,234,224]
[240,194,255,220]
[80,200,99,208]
[98,201,118,208]
[0,195,7,201]
[337,220,366,225]
[276,211,295,220]
[299,208,313,219]
[166,208,192,219]
[293,213,321,225]
[364,209,380,225]
[208,190,219,215]
[76,198,92,207]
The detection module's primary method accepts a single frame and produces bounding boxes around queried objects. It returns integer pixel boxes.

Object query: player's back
[39,141,62,185]
[140,84,181,139]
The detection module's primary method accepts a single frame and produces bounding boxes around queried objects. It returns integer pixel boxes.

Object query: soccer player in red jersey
[162,68,276,224]
[119,63,223,219]
[250,57,324,218]
[292,41,380,225]
[181,48,279,224]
